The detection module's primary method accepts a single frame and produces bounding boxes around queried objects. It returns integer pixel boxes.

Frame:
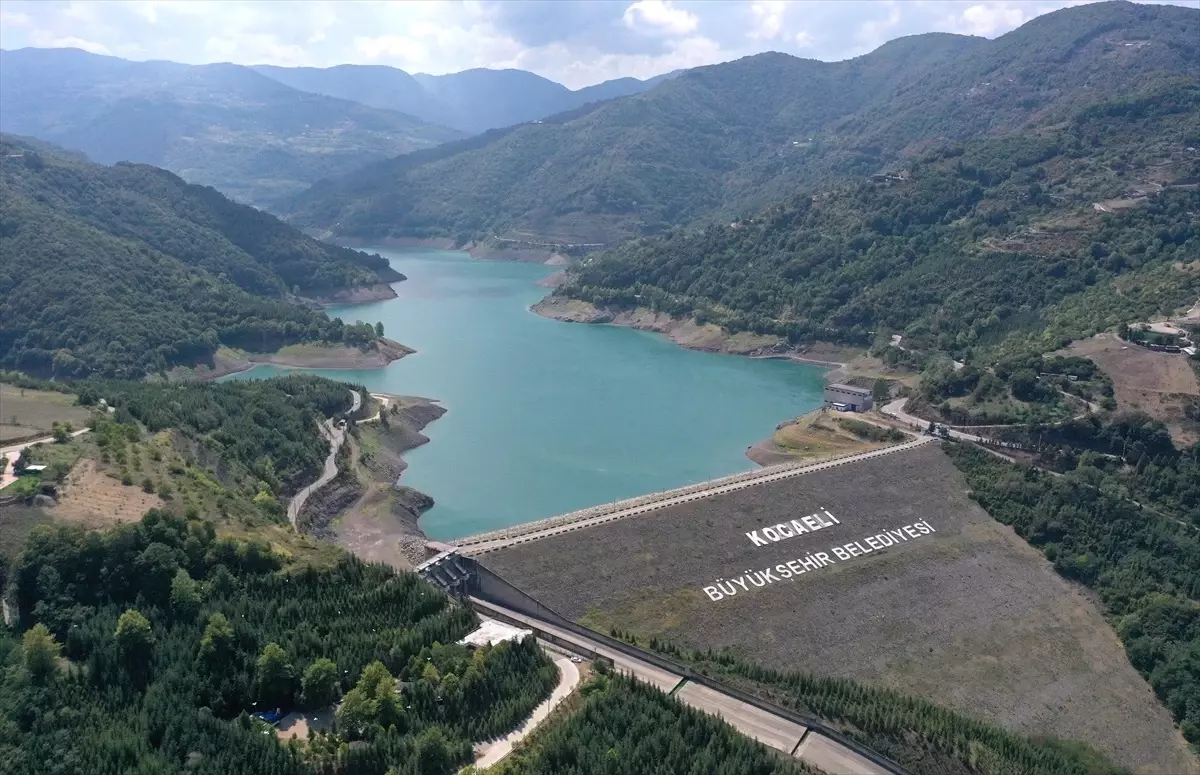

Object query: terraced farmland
[482,443,1194,773]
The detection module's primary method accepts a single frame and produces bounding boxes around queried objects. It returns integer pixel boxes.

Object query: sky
[0,0,1195,89]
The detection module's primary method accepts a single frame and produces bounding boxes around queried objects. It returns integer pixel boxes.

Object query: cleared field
[0,383,92,442]
[482,444,1194,773]
[1063,333,1200,445]
[52,458,163,526]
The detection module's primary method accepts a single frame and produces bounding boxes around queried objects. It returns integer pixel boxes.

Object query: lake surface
[226,248,825,539]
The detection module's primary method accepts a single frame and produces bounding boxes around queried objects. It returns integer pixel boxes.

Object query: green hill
[286,1,1199,246]
[0,135,400,379]
[0,48,463,208]
[551,83,1200,360]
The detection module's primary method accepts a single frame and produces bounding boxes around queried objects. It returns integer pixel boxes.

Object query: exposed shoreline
[327,396,448,569]
[172,338,414,382]
[305,282,398,305]
[531,296,856,363]
[330,235,570,265]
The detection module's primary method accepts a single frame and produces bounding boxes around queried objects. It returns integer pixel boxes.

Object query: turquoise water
[225,248,825,539]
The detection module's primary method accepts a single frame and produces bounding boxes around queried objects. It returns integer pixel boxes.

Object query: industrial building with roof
[823,383,873,412]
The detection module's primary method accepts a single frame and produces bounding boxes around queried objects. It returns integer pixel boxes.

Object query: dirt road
[880,399,994,442]
[286,391,359,528]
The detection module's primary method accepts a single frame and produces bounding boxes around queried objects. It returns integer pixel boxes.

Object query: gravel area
[482,444,1194,774]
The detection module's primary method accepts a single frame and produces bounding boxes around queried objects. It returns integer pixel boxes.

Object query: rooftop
[458,618,533,649]
[826,383,872,395]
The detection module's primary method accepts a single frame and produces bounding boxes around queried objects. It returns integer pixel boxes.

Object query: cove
[225,247,826,539]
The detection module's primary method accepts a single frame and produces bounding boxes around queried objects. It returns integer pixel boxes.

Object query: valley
[1,2,1198,773]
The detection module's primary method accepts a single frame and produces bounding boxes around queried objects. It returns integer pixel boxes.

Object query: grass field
[482,443,1194,773]
[0,383,92,443]
[1062,333,1200,446]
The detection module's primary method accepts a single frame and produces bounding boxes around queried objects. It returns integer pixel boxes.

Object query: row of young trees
[945,443,1200,743]
[2,510,558,775]
[494,670,813,775]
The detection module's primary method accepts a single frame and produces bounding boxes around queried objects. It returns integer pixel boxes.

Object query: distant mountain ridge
[252,63,674,134]
[0,47,463,209]
[286,1,1199,246]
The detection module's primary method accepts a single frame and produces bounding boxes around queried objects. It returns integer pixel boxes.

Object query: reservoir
[227,247,826,539]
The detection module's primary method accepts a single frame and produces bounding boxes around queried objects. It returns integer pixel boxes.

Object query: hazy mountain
[0,133,400,378]
[0,48,463,209]
[254,63,672,134]
[287,1,1198,246]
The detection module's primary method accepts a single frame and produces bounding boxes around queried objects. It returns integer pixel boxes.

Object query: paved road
[1,427,91,455]
[470,598,899,775]
[460,436,932,555]
[675,681,808,753]
[880,399,993,443]
[473,656,581,769]
[796,731,890,775]
[286,390,359,528]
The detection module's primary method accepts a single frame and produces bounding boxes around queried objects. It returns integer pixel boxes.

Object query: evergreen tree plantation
[0,512,557,775]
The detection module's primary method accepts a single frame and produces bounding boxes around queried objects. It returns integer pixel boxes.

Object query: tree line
[494,670,814,775]
[945,442,1200,743]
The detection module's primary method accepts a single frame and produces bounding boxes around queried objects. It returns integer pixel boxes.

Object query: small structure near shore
[823,383,873,412]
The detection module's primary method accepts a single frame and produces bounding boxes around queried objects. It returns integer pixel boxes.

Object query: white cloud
[0,10,33,28]
[953,3,1032,36]
[623,0,699,36]
[0,0,1193,88]
[748,1,788,40]
[855,0,903,50]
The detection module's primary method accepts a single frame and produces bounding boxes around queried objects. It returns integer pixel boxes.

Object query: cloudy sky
[0,0,1194,88]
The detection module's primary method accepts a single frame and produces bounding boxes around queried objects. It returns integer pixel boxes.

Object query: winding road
[472,655,581,769]
[880,399,994,443]
[286,390,360,528]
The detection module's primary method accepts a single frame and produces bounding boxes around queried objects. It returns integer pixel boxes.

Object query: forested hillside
[288,1,1199,245]
[0,48,462,208]
[0,513,557,775]
[0,136,395,378]
[554,84,1200,361]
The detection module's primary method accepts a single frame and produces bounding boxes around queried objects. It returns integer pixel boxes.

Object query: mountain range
[286,1,1199,246]
[0,47,463,209]
[0,47,674,210]
[252,63,673,135]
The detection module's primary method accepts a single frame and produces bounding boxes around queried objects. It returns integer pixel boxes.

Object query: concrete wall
[469,562,910,775]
